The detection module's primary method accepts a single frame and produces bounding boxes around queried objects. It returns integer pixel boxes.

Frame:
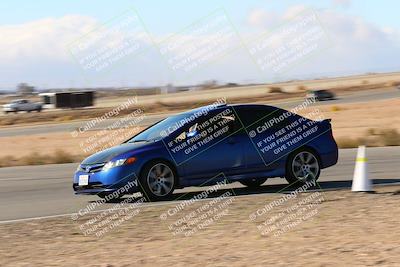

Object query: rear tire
[285,148,320,185]
[139,160,177,201]
[239,178,267,188]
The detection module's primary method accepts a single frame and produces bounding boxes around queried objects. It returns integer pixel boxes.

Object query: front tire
[239,178,267,188]
[139,160,177,201]
[285,148,320,185]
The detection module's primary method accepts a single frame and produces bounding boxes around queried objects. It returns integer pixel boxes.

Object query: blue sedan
[73,103,338,201]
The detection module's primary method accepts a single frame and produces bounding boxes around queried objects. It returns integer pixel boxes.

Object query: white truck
[3,99,42,113]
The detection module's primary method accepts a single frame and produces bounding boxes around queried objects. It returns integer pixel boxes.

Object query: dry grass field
[298,98,400,147]
[0,98,399,167]
[1,72,399,126]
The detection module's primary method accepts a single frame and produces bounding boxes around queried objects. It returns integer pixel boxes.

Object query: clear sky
[0,0,399,90]
[1,0,399,29]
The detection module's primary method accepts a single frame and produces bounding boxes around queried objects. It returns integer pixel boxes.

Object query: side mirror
[187,123,198,138]
[187,130,198,138]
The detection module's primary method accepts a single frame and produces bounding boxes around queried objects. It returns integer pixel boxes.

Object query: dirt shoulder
[0,185,399,266]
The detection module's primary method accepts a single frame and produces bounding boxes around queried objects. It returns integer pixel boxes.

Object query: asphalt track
[0,146,399,223]
[0,88,398,138]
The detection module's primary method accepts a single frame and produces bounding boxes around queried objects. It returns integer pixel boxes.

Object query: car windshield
[127,112,195,143]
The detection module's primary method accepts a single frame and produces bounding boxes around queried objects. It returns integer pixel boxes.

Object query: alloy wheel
[291,151,319,182]
[146,163,175,197]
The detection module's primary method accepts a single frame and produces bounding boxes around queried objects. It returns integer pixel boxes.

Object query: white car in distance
[3,99,42,113]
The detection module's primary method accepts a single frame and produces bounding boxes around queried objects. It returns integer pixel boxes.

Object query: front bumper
[3,107,16,112]
[73,165,140,195]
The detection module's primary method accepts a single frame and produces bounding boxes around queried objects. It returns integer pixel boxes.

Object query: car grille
[78,163,105,173]
[73,182,104,191]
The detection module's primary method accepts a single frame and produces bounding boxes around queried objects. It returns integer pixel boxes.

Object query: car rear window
[234,106,283,127]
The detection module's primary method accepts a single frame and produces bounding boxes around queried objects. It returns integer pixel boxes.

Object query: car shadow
[170,178,400,201]
[100,178,400,204]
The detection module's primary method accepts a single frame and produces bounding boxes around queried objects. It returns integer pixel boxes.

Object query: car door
[166,107,246,182]
[234,106,288,171]
[233,106,269,172]
[20,100,29,111]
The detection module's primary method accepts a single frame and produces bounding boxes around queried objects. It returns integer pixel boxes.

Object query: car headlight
[102,157,137,171]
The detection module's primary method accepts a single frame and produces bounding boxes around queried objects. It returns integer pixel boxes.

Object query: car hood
[81,142,148,165]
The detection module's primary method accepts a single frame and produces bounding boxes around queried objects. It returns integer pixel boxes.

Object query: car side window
[267,109,292,131]
[235,107,277,127]
[174,108,236,142]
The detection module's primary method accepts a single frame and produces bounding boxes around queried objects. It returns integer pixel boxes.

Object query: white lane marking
[0,196,229,225]
[0,177,70,181]
[0,213,79,224]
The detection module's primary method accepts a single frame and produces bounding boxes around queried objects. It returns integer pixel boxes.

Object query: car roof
[188,104,278,114]
[172,104,282,123]
[227,104,273,109]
